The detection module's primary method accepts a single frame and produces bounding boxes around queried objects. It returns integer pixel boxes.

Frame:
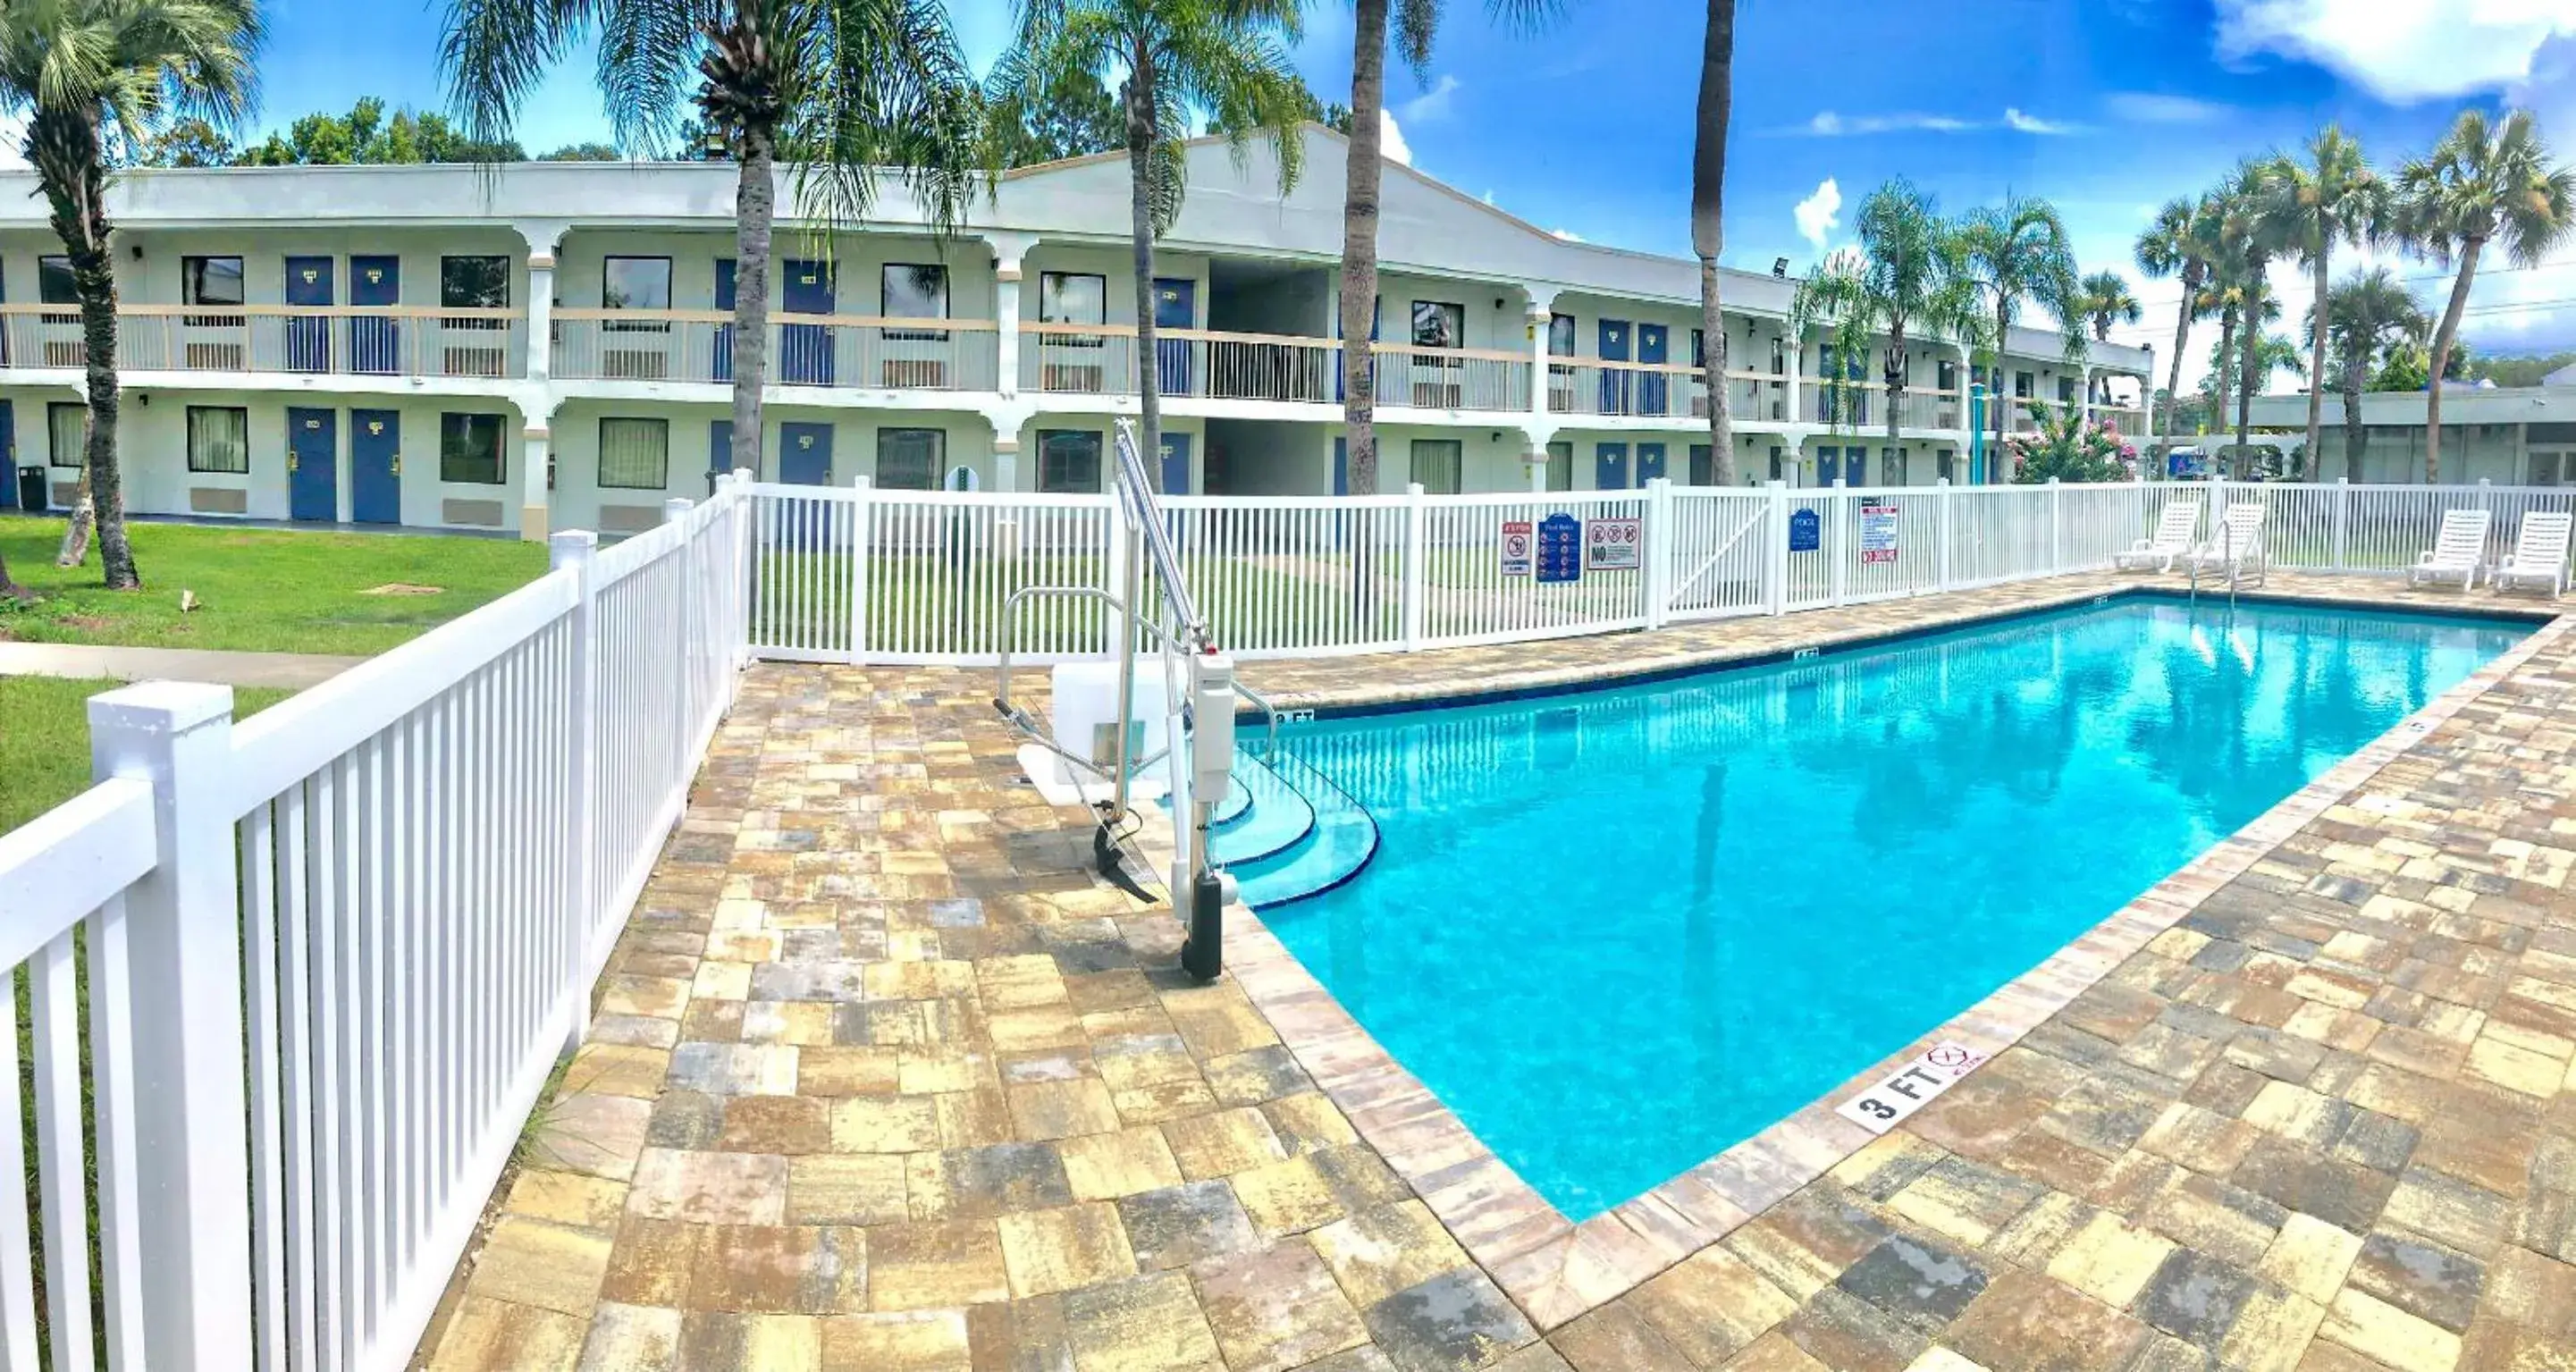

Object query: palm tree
[443,0,983,482]
[1789,179,1982,448]
[1693,0,1737,484]
[2214,159,2282,473]
[2396,108,2574,482]
[1960,195,2081,467]
[1000,0,1307,496]
[2134,193,2225,457]
[1337,0,1557,497]
[1,0,264,589]
[2074,269,2141,342]
[2310,267,2426,482]
[2264,125,2383,478]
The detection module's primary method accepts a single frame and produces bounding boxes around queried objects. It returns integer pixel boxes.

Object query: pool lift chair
[991,419,1270,981]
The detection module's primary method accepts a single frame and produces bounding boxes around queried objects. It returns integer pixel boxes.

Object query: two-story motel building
[0,128,2151,541]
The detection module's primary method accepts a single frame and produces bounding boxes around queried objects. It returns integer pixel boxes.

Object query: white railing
[1014,325,1530,411]
[0,478,753,1371]
[551,310,999,391]
[1,304,529,380]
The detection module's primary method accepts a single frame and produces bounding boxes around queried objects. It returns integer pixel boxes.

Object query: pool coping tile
[1204,576,2573,1332]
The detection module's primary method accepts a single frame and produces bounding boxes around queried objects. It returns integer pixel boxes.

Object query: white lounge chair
[2493,511,2572,598]
[2405,509,2491,590]
[2183,503,2268,586]
[2117,500,2202,573]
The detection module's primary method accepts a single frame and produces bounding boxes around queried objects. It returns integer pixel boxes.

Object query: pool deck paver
[426,570,2576,1372]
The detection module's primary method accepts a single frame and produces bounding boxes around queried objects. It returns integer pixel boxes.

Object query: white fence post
[848,475,873,665]
[731,467,755,669]
[665,495,697,757]
[86,681,254,1368]
[1401,483,1428,650]
[2332,477,2350,572]
[1829,478,1849,608]
[1765,478,1789,616]
[1934,478,1953,593]
[550,529,599,1037]
[1646,476,1672,630]
[2048,477,2064,572]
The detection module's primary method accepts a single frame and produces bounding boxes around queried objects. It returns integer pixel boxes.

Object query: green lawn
[0,515,550,655]
[2,676,293,834]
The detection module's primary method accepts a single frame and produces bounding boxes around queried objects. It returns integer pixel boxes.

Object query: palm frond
[440,0,602,153]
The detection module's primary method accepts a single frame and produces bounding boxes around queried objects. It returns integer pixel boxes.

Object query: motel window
[182,255,245,327]
[38,256,76,305]
[1938,450,1957,481]
[1546,441,1572,492]
[2015,371,2034,398]
[2530,451,2564,486]
[1938,359,1958,392]
[881,265,949,341]
[187,406,249,475]
[1037,430,1101,492]
[1769,336,1786,376]
[1689,444,1713,486]
[441,412,506,484]
[876,428,943,490]
[1768,445,1784,482]
[1039,272,1105,325]
[602,256,671,333]
[1547,314,1575,358]
[2057,375,2076,405]
[47,402,85,467]
[1410,439,1462,495]
[598,417,669,490]
[441,255,511,324]
[1410,301,1463,350]
[1690,329,1706,369]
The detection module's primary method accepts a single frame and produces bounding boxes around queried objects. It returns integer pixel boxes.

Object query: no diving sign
[1501,520,1534,577]
[1835,1041,1989,1134]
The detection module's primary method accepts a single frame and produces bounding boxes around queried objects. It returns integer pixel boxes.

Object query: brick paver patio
[425,573,2576,1372]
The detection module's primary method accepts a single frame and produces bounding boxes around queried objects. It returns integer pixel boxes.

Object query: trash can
[14,466,45,512]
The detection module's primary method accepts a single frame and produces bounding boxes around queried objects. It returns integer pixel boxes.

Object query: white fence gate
[0,469,2563,1369]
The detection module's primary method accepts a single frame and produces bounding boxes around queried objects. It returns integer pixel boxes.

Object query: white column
[1523,289,1556,420]
[986,231,1036,400]
[515,219,568,542]
[521,422,553,541]
[87,681,255,1367]
[2079,364,2095,423]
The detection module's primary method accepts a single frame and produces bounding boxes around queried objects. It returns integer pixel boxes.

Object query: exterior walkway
[429,573,2576,1372]
[0,640,362,689]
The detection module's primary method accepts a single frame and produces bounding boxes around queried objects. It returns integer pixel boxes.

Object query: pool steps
[1206,752,1315,865]
[1227,749,1381,909]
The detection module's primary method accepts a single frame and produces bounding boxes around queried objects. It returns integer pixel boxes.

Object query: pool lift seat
[991,419,1275,981]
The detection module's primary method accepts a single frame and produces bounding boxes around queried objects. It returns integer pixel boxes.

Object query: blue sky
[246,0,2576,388]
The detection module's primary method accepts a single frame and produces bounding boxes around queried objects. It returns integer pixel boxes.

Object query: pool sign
[1500,519,1535,577]
[1536,513,1582,583]
[1836,1041,1989,1135]
[1789,507,1823,552]
[1860,502,1899,565]
[1587,516,1642,571]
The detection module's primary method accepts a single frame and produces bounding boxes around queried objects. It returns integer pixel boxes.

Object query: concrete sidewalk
[0,640,363,690]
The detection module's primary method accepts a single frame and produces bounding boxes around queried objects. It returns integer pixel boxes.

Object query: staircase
[1207,745,1380,909]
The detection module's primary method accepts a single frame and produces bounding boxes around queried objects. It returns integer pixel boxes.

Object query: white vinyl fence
[1,467,2564,1370]
[0,482,751,1372]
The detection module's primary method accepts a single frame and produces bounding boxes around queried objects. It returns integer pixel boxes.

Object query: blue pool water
[1263,596,2528,1219]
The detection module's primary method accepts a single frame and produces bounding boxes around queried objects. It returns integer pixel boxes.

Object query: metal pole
[1109,497,1143,833]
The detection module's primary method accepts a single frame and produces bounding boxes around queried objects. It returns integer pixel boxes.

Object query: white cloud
[2214,0,2576,101]
[1794,178,1842,254]
[1378,108,1411,166]
[1552,228,1584,241]
[2103,92,2231,124]
[1797,108,2075,137]
[2003,107,2078,135]
[1399,74,1461,124]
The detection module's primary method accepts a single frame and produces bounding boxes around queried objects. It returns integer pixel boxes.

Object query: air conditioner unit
[1043,363,1105,393]
[604,349,669,381]
[882,358,947,390]
[185,343,246,371]
[445,346,507,379]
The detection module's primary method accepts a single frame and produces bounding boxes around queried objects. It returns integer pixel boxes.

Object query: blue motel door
[350,256,400,374]
[1595,442,1629,491]
[284,257,333,372]
[1815,446,1839,486]
[1154,279,1195,396]
[714,259,737,383]
[779,422,833,551]
[1637,325,1668,414]
[287,408,337,522]
[1158,432,1191,494]
[780,261,834,384]
[1636,442,1667,484]
[350,409,400,524]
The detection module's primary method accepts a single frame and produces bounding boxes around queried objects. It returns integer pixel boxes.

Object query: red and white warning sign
[1835,1041,1990,1134]
[1500,520,1534,577]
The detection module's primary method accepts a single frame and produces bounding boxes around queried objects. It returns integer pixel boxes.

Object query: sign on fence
[1587,516,1642,571]
[1537,513,1581,583]
[1500,519,1534,577]
[1860,502,1899,565]
[1789,507,1822,552]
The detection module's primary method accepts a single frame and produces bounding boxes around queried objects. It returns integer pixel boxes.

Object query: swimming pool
[1259,595,2529,1219]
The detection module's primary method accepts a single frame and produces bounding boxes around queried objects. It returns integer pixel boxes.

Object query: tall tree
[1335,0,1556,496]
[2265,125,2383,478]
[998,0,1308,499]
[1960,195,2081,468]
[2310,267,2426,482]
[2073,268,2141,343]
[1788,179,1981,448]
[0,0,265,588]
[2134,193,2225,456]
[2214,159,2281,474]
[2396,108,2574,482]
[1693,0,1736,483]
[444,0,984,481]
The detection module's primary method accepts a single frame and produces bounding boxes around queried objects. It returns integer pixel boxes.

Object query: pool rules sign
[1836,1042,1989,1134]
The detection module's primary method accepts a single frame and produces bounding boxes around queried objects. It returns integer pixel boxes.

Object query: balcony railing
[1799,381,1966,431]
[551,309,999,391]
[0,303,529,379]
[1017,325,1531,411]
[1548,358,1706,418]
